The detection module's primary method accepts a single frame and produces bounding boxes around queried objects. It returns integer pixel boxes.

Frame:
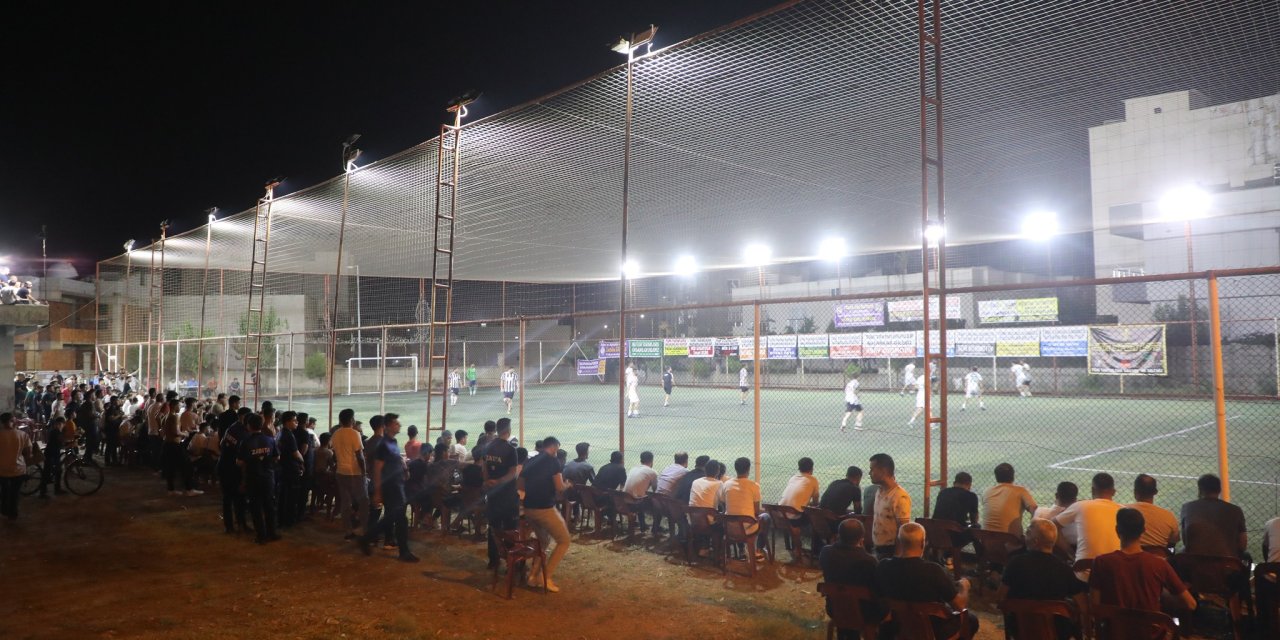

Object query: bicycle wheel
[63,460,104,496]
[20,467,44,497]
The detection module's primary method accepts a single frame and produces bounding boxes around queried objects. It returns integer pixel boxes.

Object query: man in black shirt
[933,471,979,527]
[562,442,596,486]
[218,407,251,534]
[276,411,304,528]
[216,395,241,439]
[673,455,709,505]
[237,414,280,544]
[362,413,416,562]
[819,518,884,636]
[819,465,864,515]
[594,451,627,490]
[520,435,570,592]
[482,418,519,570]
[999,518,1085,639]
[876,522,978,639]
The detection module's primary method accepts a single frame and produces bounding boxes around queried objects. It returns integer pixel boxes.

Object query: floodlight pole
[197,212,214,389]
[918,0,946,517]
[1185,220,1199,389]
[617,39,637,454]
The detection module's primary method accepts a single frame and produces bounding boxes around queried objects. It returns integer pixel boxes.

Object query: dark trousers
[278,471,301,526]
[0,475,22,519]
[41,446,62,495]
[486,508,520,566]
[247,475,278,541]
[162,442,193,491]
[104,434,120,466]
[296,472,312,520]
[363,483,409,554]
[84,430,99,464]
[220,467,248,532]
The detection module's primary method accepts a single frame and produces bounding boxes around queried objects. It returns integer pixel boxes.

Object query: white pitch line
[1048,416,1237,468]
[1047,465,1280,487]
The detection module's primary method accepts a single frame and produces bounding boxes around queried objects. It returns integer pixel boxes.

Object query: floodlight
[446,90,481,113]
[342,134,362,171]
[1021,211,1058,242]
[1158,185,1211,221]
[611,24,658,54]
[124,239,135,252]
[923,221,945,245]
[743,243,772,267]
[621,259,640,279]
[0,266,9,276]
[206,207,218,223]
[818,236,847,262]
[673,255,698,276]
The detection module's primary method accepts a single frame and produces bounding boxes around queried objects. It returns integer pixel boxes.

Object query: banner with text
[715,338,739,358]
[914,330,957,357]
[1040,326,1088,357]
[886,296,964,323]
[951,328,996,357]
[829,333,864,358]
[798,334,830,359]
[862,331,916,357]
[833,301,885,328]
[979,297,1059,324]
[687,338,715,358]
[996,327,1042,357]
[627,339,662,358]
[1088,324,1168,375]
[598,340,620,359]
[737,336,761,361]
[767,334,798,360]
[575,359,602,376]
[663,338,689,357]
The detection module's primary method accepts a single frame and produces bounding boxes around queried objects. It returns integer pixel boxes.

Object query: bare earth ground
[4,467,1031,640]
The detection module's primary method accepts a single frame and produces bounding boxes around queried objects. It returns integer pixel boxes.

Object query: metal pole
[1186,221,1199,390]
[287,332,295,410]
[354,265,363,366]
[617,44,635,456]
[327,170,352,432]
[197,217,213,391]
[753,302,762,484]
[1274,317,1279,398]
[274,343,281,397]
[519,319,527,446]
[538,340,543,384]
[157,224,168,392]
[378,326,388,415]
[1208,274,1229,501]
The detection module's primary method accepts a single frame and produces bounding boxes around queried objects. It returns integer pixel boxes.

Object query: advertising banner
[862,331,916,357]
[1040,326,1088,356]
[979,297,1059,323]
[766,334,798,360]
[687,337,715,358]
[887,296,963,323]
[1088,324,1168,375]
[626,339,662,358]
[798,334,830,359]
[914,330,957,357]
[598,340,620,360]
[663,338,689,357]
[575,359,602,376]
[737,336,760,361]
[995,327,1041,357]
[715,338,739,358]
[833,301,885,328]
[828,333,864,359]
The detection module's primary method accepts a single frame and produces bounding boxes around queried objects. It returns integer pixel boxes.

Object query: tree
[1152,295,1210,347]
[171,322,218,380]
[234,307,288,369]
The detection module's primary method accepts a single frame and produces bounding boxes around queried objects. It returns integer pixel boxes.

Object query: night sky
[1,1,779,276]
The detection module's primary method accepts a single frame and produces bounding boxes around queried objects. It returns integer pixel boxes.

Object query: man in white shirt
[499,367,518,415]
[1052,472,1122,580]
[907,375,929,427]
[840,374,864,431]
[451,430,472,464]
[1264,516,1280,563]
[655,452,689,496]
[1011,361,1032,397]
[1033,481,1080,550]
[623,450,659,532]
[738,366,750,405]
[625,363,640,418]
[688,460,724,510]
[778,457,820,520]
[447,369,461,406]
[719,457,770,559]
[1125,474,1180,550]
[981,463,1038,536]
[869,452,911,558]
[899,362,917,395]
[961,367,985,411]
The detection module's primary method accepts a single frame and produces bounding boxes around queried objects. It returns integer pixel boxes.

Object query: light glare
[818,237,847,262]
[743,243,772,267]
[673,255,698,276]
[923,222,945,245]
[621,259,640,279]
[1158,185,1211,222]
[1021,211,1059,241]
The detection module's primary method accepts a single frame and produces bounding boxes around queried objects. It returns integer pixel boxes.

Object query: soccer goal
[345,356,419,395]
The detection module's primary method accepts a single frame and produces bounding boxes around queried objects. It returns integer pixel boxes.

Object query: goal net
[345,356,419,395]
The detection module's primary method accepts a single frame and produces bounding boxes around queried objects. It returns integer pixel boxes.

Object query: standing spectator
[238,414,280,544]
[403,425,422,461]
[40,417,66,497]
[981,463,1037,536]
[778,457,820,521]
[999,519,1086,640]
[933,471,979,528]
[481,418,519,571]
[1089,508,1196,613]
[1262,516,1279,562]
[103,396,124,466]
[1053,473,1122,580]
[623,450,659,533]
[0,413,34,520]
[820,518,884,637]
[276,411,304,528]
[562,442,596,487]
[519,435,570,592]
[472,420,496,459]
[595,451,627,491]
[719,457,770,558]
[162,398,201,496]
[869,453,911,558]
[876,522,978,639]
[819,465,863,515]
[330,408,369,540]
[78,390,101,464]
[1126,474,1179,550]
[296,413,316,522]
[218,407,251,533]
[1180,473,1247,559]
[362,413,416,562]
[655,452,689,496]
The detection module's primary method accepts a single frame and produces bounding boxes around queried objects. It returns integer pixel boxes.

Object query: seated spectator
[1000,519,1086,640]
[819,465,863,515]
[451,430,471,463]
[402,425,422,461]
[1265,515,1280,563]
[876,522,979,639]
[1126,474,1179,550]
[1180,473,1247,559]
[673,455,710,506]
[1053,473,1122,580]
[688,460,724,518]
[562,442,596,486]
[778,457,820,520]
[655,451,689,495]
[1090,508,1196,614]
[982,463,1037,536]
[623,451,660,532]
[719,457,770,559]
[595,451,626,491]
[933,471,979,528]
[0,279,16,304]
[819,518,884,635]
[1035,481,1080,552]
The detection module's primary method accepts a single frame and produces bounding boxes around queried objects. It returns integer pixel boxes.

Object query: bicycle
[19,443,104,497]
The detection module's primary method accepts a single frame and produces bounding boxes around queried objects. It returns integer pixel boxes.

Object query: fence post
[287,333,295,410]
[378,326,389,415]
[519,318,526,446]
[753,302,762,484]
[1208,274,1230,501]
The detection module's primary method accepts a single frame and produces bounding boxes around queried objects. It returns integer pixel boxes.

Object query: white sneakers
[184,489,204,497]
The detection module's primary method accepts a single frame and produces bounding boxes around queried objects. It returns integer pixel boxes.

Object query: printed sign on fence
[737,336,762,361]
[996,327,1041,357]
[715,338,739,357]
[598,340,620,359]
[979,297,1059,324]
[914,330,957,357]
[575,359,602,376]
[1040,326,1088,357]
[627,339,662,358]
[767,334,798,359]
[833,301,885,327]
[862,331,916,357]
[663,338,689,357]
[828,333,864,358]
[687,337,715,358]
[1088,324,1167,375]
[886,296,963,322]
[798,334,830,359]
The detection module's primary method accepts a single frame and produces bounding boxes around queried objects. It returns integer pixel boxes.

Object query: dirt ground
[2,467,1017,640]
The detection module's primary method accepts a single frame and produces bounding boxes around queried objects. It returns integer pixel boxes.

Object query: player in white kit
[1011,361,1032,397]
[899,362,917,396]
[738,366,750,405]
[625,363,641,418]
[961,366,985,411]
[448,368,461,406]
[907,374,930,427]
[500,367,518,414]
[840,374,864,431]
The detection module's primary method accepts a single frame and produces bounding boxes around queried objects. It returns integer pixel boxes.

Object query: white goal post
[345,356,419,395]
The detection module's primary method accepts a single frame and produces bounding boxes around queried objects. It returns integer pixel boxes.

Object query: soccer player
[899,362,917,395]
[447,368,461,406]
[1011,361,1032,398]
[738,365,750,405]
[841,373,864,432]
[625,362,640,418]
[661,366,674,407]
[466,363,477,396]
[907,374,929,427]
[961,366,985,411]
[500,367,518,415]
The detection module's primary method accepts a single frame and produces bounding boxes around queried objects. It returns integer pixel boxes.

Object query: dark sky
[1,0,780,276]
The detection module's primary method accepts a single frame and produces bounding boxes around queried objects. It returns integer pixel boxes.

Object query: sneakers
[853,425,864,431]
[397,553,420,563]
[169,490,182,496]
[184,489,204,497]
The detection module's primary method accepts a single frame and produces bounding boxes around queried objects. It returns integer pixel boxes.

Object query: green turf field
[274,382,1280,557]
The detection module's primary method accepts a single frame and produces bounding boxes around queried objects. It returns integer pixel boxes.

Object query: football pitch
[275,382,1280,556]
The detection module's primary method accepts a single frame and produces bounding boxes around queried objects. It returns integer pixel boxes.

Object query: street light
[1021,210,1059,278]
[818,236,847,293]
[342,134,362,172]
[124,239,135,252]
[1159,185,1211,389]
[673,255,698,277]
[743,243,771,298]
[923,221,945,246]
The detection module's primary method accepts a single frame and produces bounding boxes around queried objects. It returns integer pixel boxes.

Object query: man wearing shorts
[738,366,750,405]
[448,368,461,406]
[662,366,674,407]
[625,363,640,418]
[499,367,518,415]
[841,374,864,432]
[899,362,917,396]
[962,367,985,411]
[907,374,929,427]
[466,363,477,396]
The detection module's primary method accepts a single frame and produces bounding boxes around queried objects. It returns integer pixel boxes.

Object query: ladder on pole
[145,225,168,391]
[424,107,465,434]
[243,182,279,409]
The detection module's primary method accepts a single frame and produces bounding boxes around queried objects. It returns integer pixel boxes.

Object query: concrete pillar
[1,305,50,412]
